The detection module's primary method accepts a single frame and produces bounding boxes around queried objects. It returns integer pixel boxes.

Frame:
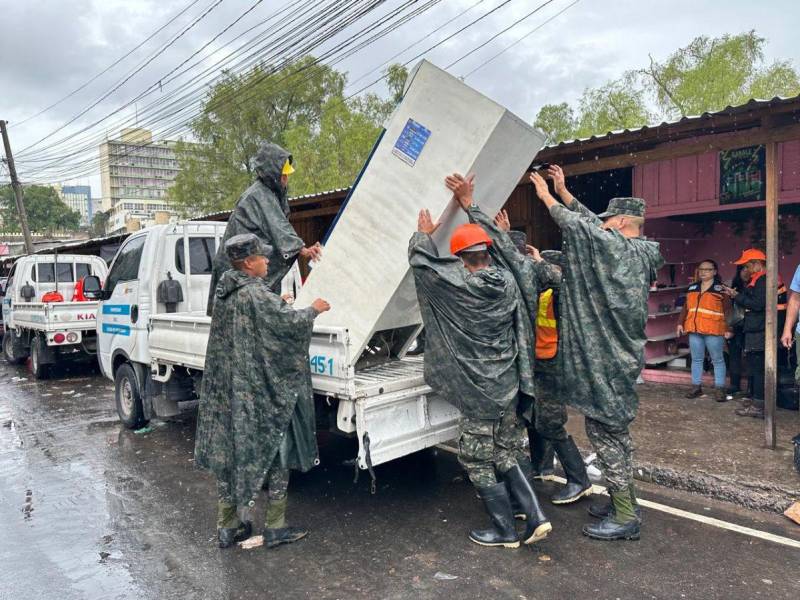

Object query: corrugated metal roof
[542,94,800,150]
[194,186,351,221]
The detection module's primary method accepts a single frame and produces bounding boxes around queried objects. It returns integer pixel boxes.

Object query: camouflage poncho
[195,269,318,507]
[550,198,664,426]
[467,206,561,419]
[207,142,305,315]
[408,229,535,419]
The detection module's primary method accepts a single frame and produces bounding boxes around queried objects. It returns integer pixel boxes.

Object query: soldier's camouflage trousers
[458,407,524,488]
[216,457,290,529]
[532,372,568,442]
[584,417,633,493]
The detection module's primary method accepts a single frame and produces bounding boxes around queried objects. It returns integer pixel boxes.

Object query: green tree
[91,209,111,237]
[639,31,800,118]
[0,185,80,234]
[534,75,650,144]
[170,58,347,216]
[534,102,576,145]
[534,31,800,143]
[574,74,652,138]
[169,59,408,216]
[283,96,383,193]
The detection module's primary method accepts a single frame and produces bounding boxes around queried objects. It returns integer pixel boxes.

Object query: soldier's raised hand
[417,209,440,235]
[445,172,475,211]
[546,165,567,196]
[301,242,323,261]
[311,298,331,313]
[525,245,542,262]
[529,172,552,201]
[494,209,511,232]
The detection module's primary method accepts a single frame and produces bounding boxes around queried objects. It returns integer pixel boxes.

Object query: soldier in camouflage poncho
[206,142,322,316]
[406,174,551,549]
[531,166,664,541]
[195,233,330,549]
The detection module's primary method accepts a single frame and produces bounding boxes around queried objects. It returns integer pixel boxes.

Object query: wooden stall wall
[634,139,800,219]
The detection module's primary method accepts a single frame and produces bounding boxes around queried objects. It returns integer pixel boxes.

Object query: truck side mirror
[83,275,104,300]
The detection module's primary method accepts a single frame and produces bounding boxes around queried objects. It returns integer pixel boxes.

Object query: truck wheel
[30,337,51,380]
[115,363,148,430]
[3,332,26,365]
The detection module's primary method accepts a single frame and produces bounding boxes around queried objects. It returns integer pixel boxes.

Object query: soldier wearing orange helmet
[408,176,550,550]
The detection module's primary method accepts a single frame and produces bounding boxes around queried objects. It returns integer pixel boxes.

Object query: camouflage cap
[598,197,646,219]
[540,250,565,268]
[224,233,272,261]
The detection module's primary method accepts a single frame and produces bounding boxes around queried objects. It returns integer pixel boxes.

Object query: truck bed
[148,312,430,398]
[11,301,100,332]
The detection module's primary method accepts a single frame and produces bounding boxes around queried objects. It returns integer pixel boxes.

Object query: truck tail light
[66,332,78,343]
[53,333,66,344]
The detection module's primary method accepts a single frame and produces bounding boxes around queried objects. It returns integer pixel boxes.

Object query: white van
[2,254,108,378]
[86,221,459,478]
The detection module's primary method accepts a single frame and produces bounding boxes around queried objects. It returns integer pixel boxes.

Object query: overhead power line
[17,0,228,155]
[445,0,558,69]
[12,0,204,127]
[16,0,580,185]
[462,0,582,78]
[20,0,421,182]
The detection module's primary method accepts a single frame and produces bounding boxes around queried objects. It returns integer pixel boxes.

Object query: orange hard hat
[733,248,767,265]
[450,223,493,255]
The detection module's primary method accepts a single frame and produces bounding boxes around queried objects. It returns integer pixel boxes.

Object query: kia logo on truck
[77,313,96,321]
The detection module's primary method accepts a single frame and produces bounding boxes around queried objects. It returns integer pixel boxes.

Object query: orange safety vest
[535,288,558,359]
[683,282,727,336]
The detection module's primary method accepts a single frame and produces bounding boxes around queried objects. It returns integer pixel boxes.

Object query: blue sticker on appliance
[392,119,431,166]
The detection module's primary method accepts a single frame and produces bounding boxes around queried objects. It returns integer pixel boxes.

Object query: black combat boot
[583,491,640,541]
[218,521,253,549]
[263,526,309,549]
[508,459,537,520]
[469,482,520,548]
[551,436,593,505]
[529,429,555,480]
[589,484,643,521]
[503,465,552,544]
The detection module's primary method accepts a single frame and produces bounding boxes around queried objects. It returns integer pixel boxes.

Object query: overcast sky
[1,0,798,196]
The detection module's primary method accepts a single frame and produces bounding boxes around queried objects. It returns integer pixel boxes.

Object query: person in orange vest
[677,260,733,402]
[722,249,787,419]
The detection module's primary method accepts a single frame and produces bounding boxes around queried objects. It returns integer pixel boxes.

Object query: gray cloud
[1,0,797,192]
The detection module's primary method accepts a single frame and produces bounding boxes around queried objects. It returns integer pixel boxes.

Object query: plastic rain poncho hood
[206,142,304,315]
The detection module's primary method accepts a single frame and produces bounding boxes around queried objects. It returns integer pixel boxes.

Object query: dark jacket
[733,271,787,352]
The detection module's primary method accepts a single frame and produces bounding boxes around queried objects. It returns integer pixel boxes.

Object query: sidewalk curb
[631,462,800,514]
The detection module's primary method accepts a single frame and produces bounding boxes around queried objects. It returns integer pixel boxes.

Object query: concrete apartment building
[99,128,180,234]
[59,185,93,227]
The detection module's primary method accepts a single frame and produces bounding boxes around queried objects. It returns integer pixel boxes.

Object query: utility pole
[0,120,34,254]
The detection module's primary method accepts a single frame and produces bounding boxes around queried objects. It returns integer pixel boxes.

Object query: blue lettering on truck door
[103,305,131,315]
[102,323,131,336]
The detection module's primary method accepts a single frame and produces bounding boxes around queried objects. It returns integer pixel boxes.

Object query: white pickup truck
[2,254,108,378]
[83,221,459,478]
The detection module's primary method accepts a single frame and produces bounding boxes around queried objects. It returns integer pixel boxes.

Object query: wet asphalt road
[1,359,799,600]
